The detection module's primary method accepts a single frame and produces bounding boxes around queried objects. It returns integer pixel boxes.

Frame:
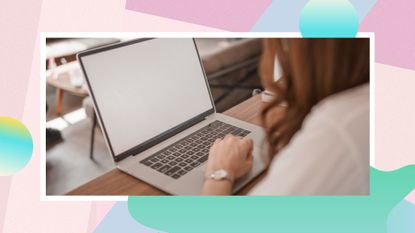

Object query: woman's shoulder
[306,83,369,128]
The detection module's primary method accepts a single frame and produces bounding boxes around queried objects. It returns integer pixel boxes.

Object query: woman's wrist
[202,179,233,195]
[202,167,236,195]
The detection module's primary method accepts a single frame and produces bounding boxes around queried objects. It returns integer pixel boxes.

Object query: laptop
[77,38,267,195]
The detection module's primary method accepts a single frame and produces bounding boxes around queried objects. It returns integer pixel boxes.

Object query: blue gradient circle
[300,0,359,37]
[0,117,33,176]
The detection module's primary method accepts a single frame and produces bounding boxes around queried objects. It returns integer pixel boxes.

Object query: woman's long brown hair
[260,38,369,156]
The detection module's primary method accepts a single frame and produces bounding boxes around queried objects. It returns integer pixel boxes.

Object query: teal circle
[300,0,359,37]
[0,117,33,176]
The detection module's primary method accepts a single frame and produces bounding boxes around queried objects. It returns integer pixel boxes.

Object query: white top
[250,84,369,195]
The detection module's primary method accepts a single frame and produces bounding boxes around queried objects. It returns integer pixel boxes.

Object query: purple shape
[126,0,271,31]
[360,0,415,70]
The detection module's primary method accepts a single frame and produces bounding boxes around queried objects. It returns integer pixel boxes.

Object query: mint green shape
[128,166,415,233]
[300,0,359,37]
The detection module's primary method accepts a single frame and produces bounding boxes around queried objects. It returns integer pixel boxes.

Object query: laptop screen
[79,38,214,159]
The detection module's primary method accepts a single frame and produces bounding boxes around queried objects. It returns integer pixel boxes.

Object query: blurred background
[45,38,263,195]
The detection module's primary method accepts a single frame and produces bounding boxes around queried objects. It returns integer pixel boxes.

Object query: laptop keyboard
[139,120,251,179]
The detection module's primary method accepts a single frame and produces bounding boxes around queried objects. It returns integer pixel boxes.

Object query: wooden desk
[67,94,268,195]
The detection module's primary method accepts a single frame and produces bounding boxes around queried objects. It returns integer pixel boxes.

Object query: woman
[203,38,370,195]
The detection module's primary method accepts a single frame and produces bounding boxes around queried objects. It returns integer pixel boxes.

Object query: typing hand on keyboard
[205,134,254,180]
[140,121,251,179]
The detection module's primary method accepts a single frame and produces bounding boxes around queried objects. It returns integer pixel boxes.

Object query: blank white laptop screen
[80,38,213,156]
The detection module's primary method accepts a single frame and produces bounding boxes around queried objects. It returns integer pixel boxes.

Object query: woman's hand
[206,135,254,181]
[202,135,254,195]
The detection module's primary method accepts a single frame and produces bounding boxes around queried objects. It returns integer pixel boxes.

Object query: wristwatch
[206,169,234,184]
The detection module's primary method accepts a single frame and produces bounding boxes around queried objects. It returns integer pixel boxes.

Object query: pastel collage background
[0,0,414,232]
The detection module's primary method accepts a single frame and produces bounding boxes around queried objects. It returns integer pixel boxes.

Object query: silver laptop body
[77,38,267,195]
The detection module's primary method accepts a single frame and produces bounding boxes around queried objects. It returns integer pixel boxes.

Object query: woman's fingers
[221,135,253,154]
[223,134,234,140]
[209,138,221,156]
[206,134,255,179]
[241,138,253,154]
[245,137,254,148]
[213,138,222,145]
[212,135,253,159]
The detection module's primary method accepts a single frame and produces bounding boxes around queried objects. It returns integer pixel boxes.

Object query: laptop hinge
[205,113,215,120]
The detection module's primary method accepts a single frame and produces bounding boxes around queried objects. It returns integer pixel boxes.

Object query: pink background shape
[38,0,223,32]
[125,0,272,31]
[0,177,12,232]
[375,63,415,171]
[87,202,116,233]
[360,0,415,70]
[0,0,43,231]
[0,0,43,118]
[2,34,92,233]
[407,190,415,205]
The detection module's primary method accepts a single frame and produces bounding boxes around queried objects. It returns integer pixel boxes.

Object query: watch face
[213,169,227,180]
